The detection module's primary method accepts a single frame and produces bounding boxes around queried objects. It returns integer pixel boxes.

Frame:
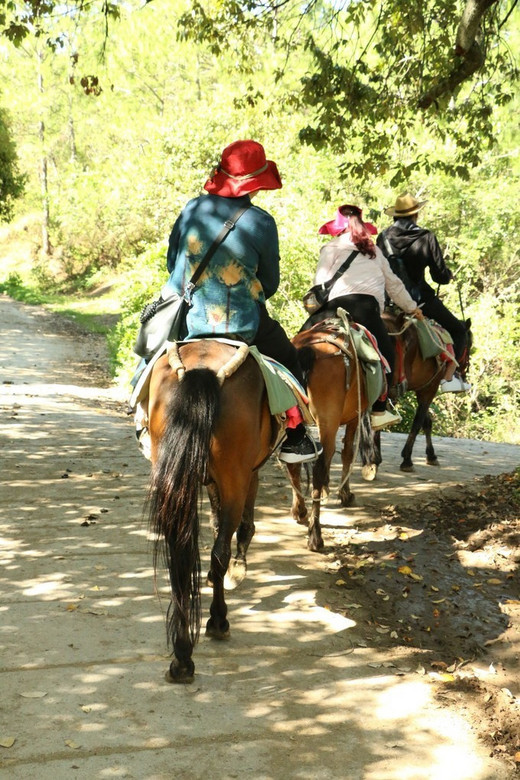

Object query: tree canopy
[1,0,518,182]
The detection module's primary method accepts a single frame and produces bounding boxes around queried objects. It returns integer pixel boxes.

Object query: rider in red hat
[164,140,322,463]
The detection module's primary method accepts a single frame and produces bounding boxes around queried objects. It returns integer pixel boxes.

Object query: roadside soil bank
[1,295,519,779]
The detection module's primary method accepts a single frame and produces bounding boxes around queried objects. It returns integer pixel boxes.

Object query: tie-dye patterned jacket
[163,193,280,343]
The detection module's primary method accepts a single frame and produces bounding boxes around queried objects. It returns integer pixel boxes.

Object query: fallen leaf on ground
[20,691,47,698]
[0,737,15,748]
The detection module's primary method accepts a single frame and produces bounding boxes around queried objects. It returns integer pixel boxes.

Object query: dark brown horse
[146,339,275,683]
[286,321,371,552]
[362,311,472,475]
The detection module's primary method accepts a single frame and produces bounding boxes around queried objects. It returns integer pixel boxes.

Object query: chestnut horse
[361,311,472,475]
[286,320,371,552]
[146,340,275,683]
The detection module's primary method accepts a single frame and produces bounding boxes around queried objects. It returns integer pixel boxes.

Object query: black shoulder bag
[302,250,359,314]
[134,204,251,358]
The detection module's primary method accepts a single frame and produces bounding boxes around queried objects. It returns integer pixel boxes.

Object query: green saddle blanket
[414,319,454,360]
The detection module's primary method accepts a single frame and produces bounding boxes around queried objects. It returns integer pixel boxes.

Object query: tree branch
[418,0,498,110]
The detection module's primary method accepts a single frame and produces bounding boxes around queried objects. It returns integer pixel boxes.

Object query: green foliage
[0,105,25,221]
[0,0,518,443]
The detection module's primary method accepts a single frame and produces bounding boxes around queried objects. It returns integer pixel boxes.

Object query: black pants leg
[421,296,467,363]
[253,304,305,386]
[323,294,394,412]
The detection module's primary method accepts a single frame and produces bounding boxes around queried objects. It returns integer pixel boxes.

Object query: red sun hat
[319,204,378,236]
[204,140,283,198]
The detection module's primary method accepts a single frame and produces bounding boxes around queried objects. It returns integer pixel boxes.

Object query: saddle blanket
[415,319,457,365]
[128,339,314,424]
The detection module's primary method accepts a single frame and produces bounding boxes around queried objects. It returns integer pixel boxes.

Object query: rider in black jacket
[377,193,470,393]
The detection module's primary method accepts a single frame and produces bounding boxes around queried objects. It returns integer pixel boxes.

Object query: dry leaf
[65,740,81,749]
[0,737,15,748]
[409,573,423,582]
[20,691,47,698]
[432,598,446,604]
[398,565,412,575]
[66,604,78,611]
[486,578,502,586]
[335,579,347,587]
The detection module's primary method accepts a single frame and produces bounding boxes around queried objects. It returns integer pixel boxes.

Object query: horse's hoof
[224,559,246,590]
[339,492,355,507]
[206,618,230,640]
[308,537,324,553]
[295,513,309,527]
[427,458,440,467]
[361,463,378,482]
[400,463,415,473]
[165,659,195,684]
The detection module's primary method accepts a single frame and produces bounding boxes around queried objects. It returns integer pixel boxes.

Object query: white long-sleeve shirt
[314,232,418,314]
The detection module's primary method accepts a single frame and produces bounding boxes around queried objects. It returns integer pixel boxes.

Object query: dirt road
[1,295,519,779]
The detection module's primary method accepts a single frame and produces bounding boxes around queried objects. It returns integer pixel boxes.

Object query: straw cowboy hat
[384,193,427,217]
[204,140,282,198]
[318,204,378,236]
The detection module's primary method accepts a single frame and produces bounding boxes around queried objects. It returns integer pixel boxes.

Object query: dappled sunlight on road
[1,298,517,778]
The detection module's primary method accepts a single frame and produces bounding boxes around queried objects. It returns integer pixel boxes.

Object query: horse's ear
[465,318,472,328]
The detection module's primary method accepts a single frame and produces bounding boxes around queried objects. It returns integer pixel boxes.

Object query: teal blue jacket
[163,193,280,342]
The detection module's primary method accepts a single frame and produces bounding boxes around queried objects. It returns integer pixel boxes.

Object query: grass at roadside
[0,271,122,335]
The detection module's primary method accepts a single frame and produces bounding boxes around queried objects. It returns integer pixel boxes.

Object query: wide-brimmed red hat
[204,140,282,198]
[319,204,377,236]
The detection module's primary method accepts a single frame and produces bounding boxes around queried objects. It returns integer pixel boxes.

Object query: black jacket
[377,217,452,302]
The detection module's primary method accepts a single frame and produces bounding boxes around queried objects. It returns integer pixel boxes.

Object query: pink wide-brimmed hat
[204,140,282,198]
[318,204,377,236]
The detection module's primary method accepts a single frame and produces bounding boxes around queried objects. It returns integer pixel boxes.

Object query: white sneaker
[439,375,471,393]
[370,409,402,430]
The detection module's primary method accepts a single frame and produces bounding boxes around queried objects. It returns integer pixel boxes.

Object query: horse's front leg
[400,395,431,471]
[286,462,309,526]
[224,473,259,590]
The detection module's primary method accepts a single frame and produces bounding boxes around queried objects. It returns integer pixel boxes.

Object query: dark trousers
[303,294,393,412]
[421,296,467,364]
[253,304,305,386]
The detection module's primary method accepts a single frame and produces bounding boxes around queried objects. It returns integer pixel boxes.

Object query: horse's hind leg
[165,540,196,684]
[206,474,254,639]
[338,419,357,506]
[423,411,439,466]
[287,462,309,526]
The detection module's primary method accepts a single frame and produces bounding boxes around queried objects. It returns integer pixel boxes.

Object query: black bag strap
[188,204,251,291]
[324,250,359,290]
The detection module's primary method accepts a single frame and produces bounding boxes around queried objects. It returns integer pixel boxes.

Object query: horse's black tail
[149,368,221,649]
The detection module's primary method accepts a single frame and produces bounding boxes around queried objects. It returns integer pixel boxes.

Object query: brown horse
[146,339,275,683]
[286,320,371,552]
[361,311,472,474]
